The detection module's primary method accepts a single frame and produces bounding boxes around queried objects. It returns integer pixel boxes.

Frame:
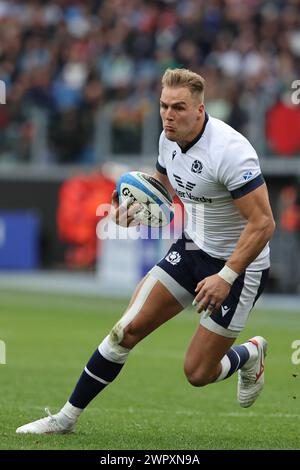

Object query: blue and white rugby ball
[116,171,174,227]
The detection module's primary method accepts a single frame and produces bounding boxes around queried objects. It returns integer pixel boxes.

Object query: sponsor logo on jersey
[191,160,203,174]
[172,150,177,160]
[173,174,196,191]
[176,190,212,203]
[173,174,212,203]
[243,171,253,181]
[165,251,181,265]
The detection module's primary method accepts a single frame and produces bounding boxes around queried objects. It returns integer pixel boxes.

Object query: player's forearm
[226,217,275,274]
[152,171,176,198]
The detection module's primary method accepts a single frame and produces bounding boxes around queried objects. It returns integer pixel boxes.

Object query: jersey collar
[179,112,209,154]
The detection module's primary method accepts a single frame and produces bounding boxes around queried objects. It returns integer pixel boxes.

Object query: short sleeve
[156,131,167,175]
[218,135,264,199]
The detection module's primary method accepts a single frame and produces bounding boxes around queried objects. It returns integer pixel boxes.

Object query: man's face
[160,86,204,143]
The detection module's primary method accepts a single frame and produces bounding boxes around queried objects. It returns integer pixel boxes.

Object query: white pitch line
[28,404,300,419]
[56,406,299,420]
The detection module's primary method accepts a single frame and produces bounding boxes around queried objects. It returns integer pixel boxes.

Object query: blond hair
[161,68,205,103]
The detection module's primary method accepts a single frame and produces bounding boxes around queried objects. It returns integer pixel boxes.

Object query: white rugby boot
[237,336,267,408]
[16,408,76,434]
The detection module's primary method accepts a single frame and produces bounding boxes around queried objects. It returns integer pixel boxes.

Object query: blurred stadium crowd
[0,0,300,164]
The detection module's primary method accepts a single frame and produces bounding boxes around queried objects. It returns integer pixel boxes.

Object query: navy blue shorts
[150,233,269,338]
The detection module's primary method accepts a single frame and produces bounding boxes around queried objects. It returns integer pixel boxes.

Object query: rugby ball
[116,171,174,227]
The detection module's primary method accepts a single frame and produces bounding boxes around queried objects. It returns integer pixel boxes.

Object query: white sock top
[60,401,83,421]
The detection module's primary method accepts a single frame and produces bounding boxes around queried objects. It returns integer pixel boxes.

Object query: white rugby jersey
[156,114,270,270]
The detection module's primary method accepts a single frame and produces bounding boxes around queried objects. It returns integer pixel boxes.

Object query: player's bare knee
[119,322,143,349]
[110,273,157,350]
[184,363,211,387]
[109,314,141,349]
[119,328,137,349]
[186,371,211,387]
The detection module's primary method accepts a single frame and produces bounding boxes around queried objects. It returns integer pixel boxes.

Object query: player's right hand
[111,190,142,227]
[193,274,231,317]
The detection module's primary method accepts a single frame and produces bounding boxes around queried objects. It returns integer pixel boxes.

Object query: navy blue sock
[69,348,125,409]
[224,345,250,379]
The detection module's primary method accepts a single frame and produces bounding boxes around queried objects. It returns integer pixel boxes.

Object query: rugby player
[16,68,275,434]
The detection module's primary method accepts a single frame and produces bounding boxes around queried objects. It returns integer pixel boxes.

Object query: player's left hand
[111,190,144,227]
[193,274,231,317]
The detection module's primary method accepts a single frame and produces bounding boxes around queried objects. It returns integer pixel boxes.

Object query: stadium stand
[0,0,299,163]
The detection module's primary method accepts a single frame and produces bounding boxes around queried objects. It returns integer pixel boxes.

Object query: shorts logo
[191,160,203,174]
[221,305,231,317]
[165,251,181,265]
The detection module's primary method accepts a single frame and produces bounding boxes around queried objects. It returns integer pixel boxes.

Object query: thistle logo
[165,251,181,265]
[191,160,203,174]
[0,80,6,104]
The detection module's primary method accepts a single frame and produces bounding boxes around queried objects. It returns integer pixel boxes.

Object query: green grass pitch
[0,289,299,450]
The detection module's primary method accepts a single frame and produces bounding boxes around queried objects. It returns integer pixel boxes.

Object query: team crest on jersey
[191,160,203,174]
[165,251,181,265]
